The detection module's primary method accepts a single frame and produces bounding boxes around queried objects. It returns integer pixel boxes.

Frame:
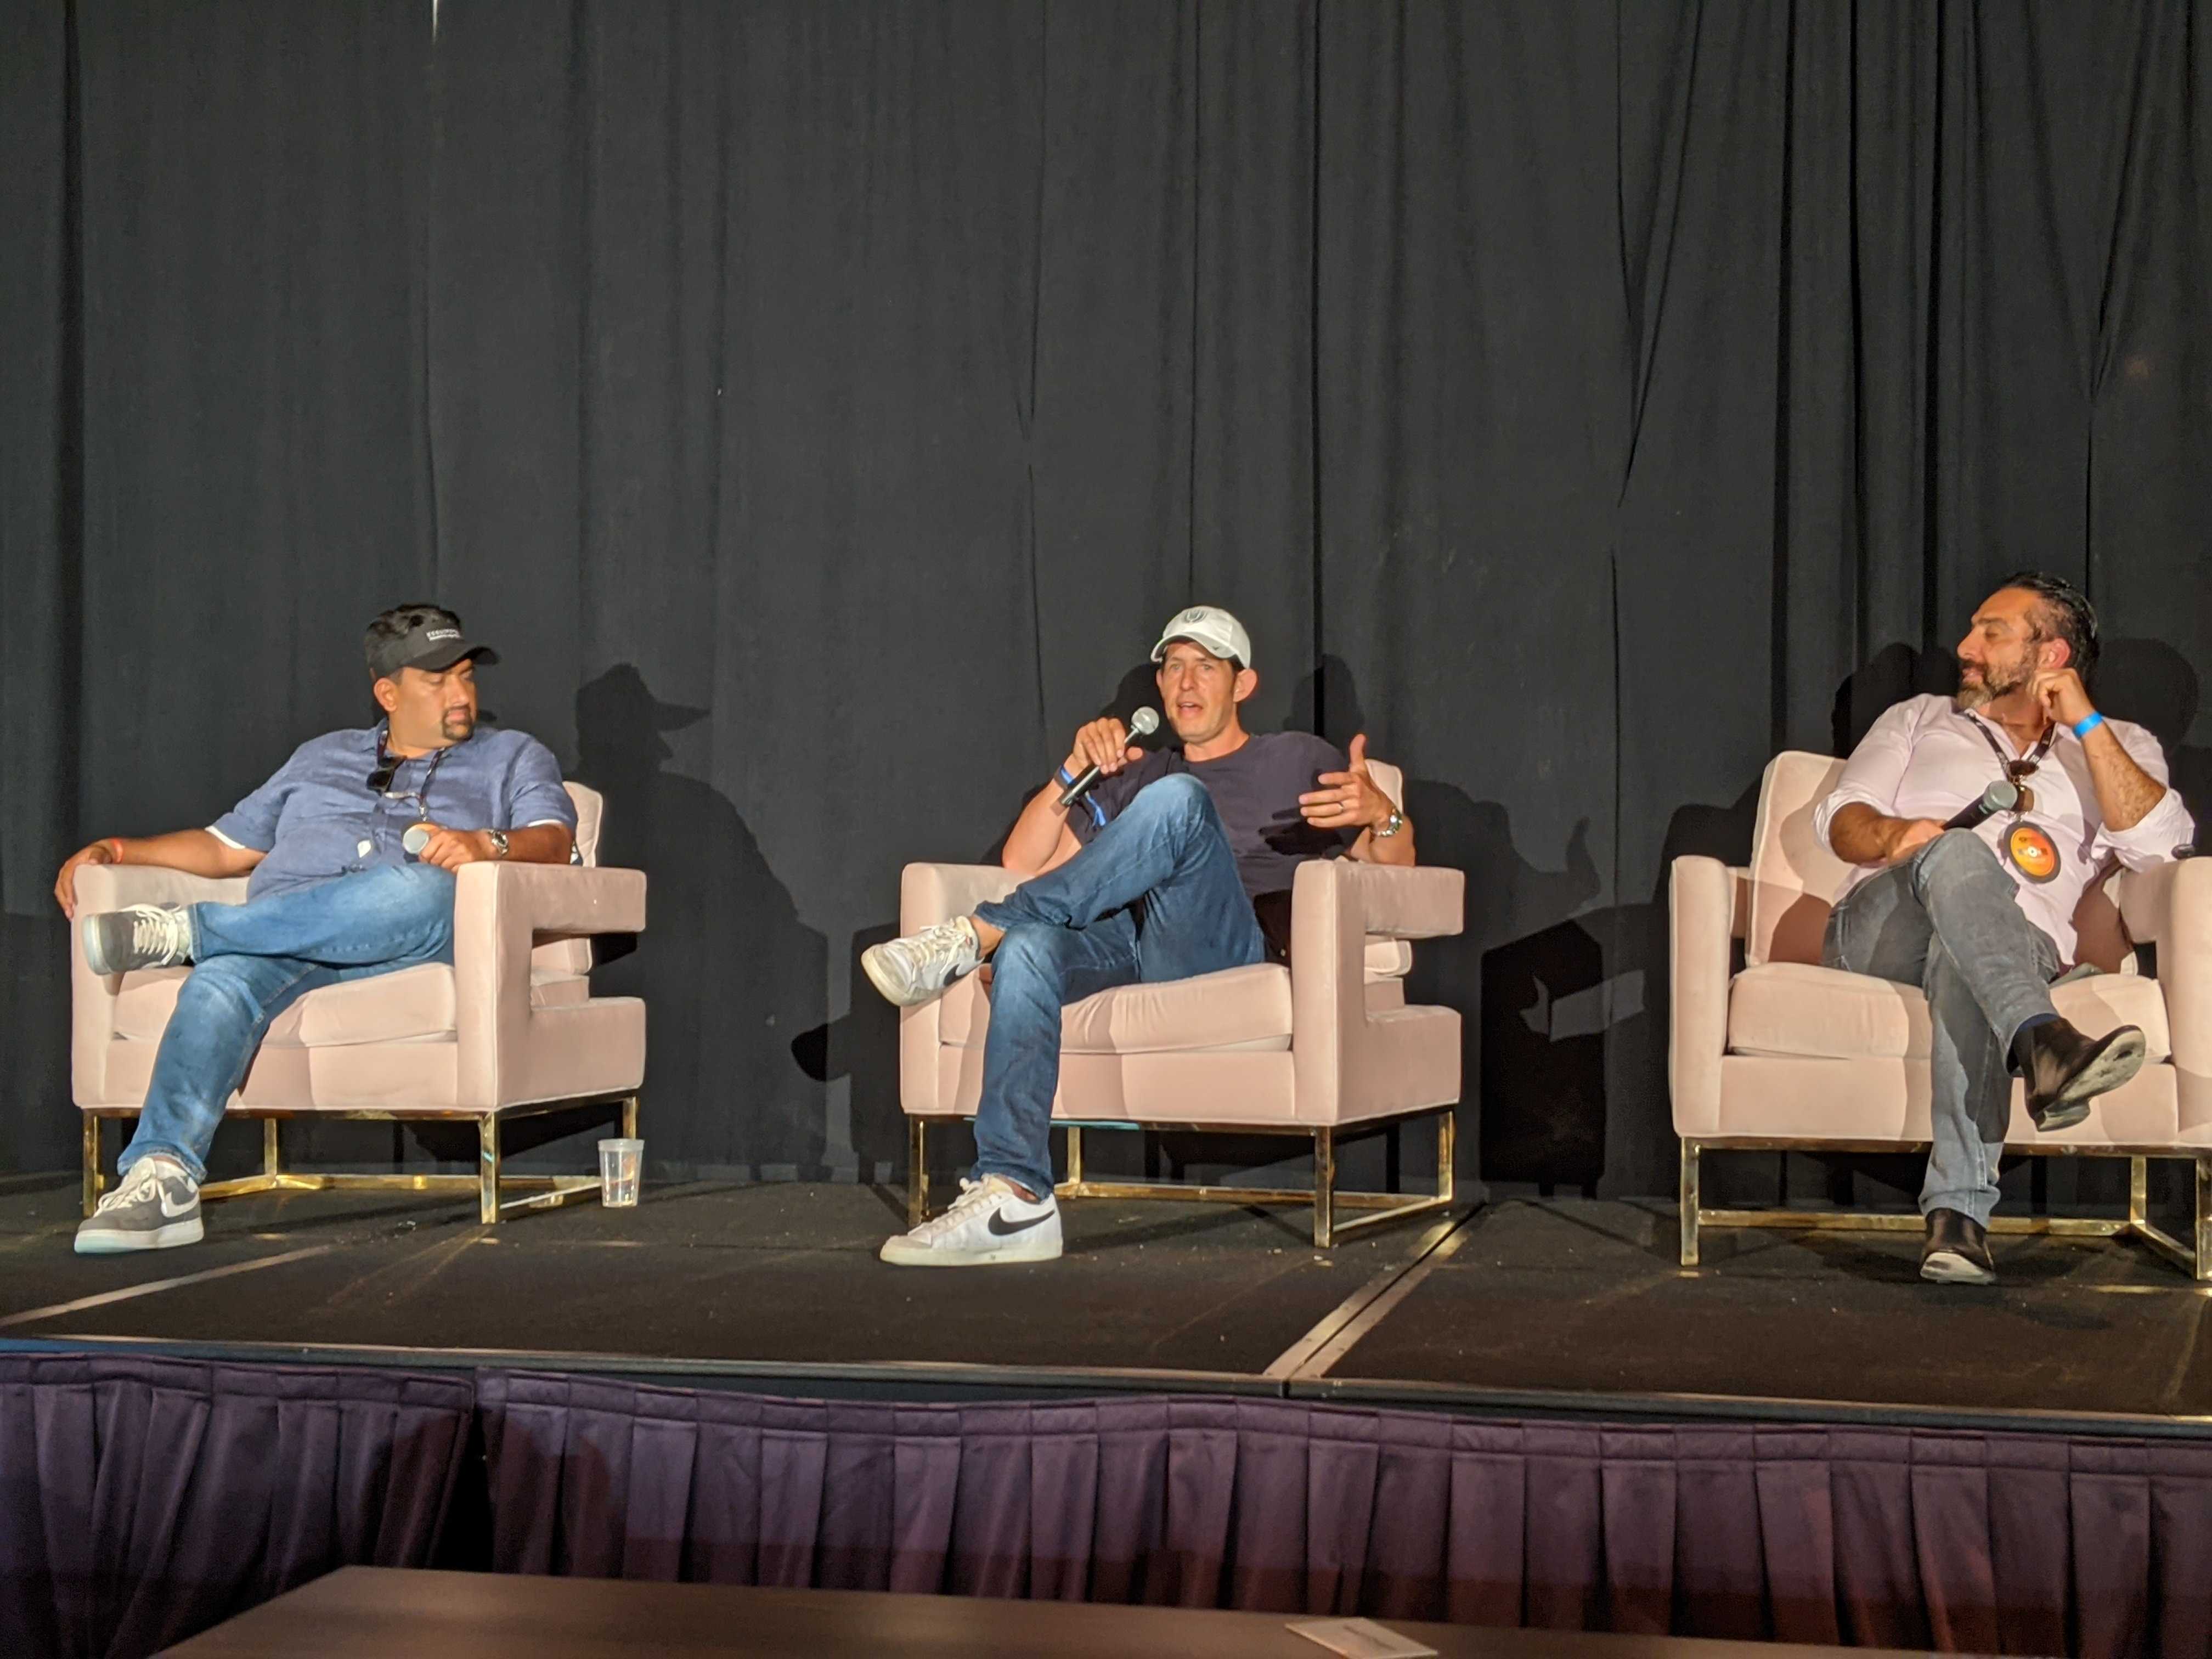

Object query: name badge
[2004,822,2061,885]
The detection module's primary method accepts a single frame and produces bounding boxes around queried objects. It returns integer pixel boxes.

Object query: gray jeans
[1822,829,2061,1227]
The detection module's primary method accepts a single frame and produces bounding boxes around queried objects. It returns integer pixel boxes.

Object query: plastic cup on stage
[597,1138,644,1207]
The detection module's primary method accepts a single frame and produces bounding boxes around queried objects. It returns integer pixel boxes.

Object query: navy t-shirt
[1069,731,1362,958]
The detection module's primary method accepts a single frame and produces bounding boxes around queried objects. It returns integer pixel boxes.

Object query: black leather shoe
[2016,1018,2147,1133]
[1921,1209,1996,1285]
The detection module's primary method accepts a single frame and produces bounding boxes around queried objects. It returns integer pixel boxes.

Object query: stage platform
[2,1172,2204,1432]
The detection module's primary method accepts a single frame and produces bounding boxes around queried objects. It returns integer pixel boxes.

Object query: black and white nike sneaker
[75,1154,204,1254]
[878,1175,1063,1266]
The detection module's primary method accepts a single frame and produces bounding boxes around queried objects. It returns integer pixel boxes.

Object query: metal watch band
[488,828,510,859]
[1374,807,1405,838]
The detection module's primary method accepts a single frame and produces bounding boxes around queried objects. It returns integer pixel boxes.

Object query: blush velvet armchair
[895,760,1467,1247]
[1671,751,2208,1277]
[72,782,647,1224]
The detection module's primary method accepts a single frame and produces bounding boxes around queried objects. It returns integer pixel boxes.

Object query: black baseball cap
[364,604,501,682]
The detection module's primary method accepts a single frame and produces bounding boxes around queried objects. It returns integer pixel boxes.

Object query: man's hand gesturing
[1064,718,1143,785]
[1299,733,1397,831]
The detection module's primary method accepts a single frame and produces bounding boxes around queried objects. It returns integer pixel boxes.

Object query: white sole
[878,1236,1063,1267]
[2051,1028,2147,1111]
[74,1217,204,1254]
[1920,1249,1996,1286]
[860,944,933,1008]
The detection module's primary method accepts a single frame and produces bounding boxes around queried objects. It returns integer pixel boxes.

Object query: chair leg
[1680,1139,1701,1266]
[907,1118,928,1228]
[2130,1156,2148,1229]
[263,1119,282,1180]
[1065,1124,1085,1187]
[1313,1126,1336,1248]
[478,1114,501,1226]
[1437,1108,1456,1205]
[621,1093,640,1140]
[82,1116,103,1218]
[2197,1157,2212,1284]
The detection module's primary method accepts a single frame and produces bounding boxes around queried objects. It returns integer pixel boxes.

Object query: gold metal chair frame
[1680,1136,2212,1281]
[82,1093,640,1227]
[907,1107,1456,1248]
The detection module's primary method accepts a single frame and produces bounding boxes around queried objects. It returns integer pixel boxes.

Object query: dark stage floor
[3,1173,2206,1427]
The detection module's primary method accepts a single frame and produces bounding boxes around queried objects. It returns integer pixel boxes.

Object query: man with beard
[54,605,578,1254]
[859,606,1417,1266]
[1815,573,2195,1284]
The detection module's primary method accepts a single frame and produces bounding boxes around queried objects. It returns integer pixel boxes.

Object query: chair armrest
[1323,862,1466,940]
[2115,859,2212,1131]
[452,863,647,1107]
[2113,859,2202,945]
[71,865,250,913]
[70,866,251,1104]
[1288,860,1464,1122]
[1669,856,1737,1137]
[899,862,1022,933]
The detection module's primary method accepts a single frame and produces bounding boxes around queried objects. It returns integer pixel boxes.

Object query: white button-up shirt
[1813,694,2196,961]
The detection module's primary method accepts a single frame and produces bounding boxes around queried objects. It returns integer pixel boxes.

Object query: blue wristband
[2072,712,2106,740]
[1056,765,1078,788]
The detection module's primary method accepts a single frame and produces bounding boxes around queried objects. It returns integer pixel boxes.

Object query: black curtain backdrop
[4,2,2209,1197]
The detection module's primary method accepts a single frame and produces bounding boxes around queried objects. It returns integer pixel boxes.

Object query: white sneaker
[861,916,982,1007]
[879,1175,1063,1266]
[82,904,194,976]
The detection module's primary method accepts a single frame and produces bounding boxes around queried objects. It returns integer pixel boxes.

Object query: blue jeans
[121,864,459,1182]
[968,772,1267,1198]
[1822,830,2061,1227]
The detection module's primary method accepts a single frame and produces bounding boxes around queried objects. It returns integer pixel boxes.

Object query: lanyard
[1967,716,2055,816]
[375,734,452,819]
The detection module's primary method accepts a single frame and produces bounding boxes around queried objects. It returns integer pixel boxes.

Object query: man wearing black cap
[54,603,577,1254]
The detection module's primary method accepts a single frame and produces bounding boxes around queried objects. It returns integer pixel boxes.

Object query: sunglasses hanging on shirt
[367,733,450,819]
[1968,718,2056,817]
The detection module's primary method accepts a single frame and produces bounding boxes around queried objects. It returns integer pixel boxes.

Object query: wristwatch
[1374,806,1406,839]
[487,829,510,860]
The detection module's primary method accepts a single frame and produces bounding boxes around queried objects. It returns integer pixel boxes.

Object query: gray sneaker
[75,1156,204,1254]
[82,904,194,977]
[861,916,983,1007]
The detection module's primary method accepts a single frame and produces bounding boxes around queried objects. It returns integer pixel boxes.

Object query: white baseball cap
[1150,605,1254,669]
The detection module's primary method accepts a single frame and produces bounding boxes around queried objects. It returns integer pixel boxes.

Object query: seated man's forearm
[1001,783,1075,876]
[1350,825,1417,866]
[119,828,264,879]
[1828,802,1938,866]
[504,823,575,865]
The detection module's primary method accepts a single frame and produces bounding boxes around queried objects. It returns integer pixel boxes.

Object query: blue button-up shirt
[210,725,577,901]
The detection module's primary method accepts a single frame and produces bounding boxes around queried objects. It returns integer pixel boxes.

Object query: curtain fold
[0,1354,475,1659]
[476,1372,2212,1655]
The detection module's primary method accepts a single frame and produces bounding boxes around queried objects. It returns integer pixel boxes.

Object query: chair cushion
[940,962,1294,1055]
[111,963,592,1047]
[1728,961,2172,1064]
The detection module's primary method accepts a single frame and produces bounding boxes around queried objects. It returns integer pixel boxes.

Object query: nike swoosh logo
[986,1209,1052,1237]
[159,1192,196,1218]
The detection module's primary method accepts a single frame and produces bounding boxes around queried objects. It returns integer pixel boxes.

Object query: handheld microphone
[1058,707,1160,808]
[1943,780,2022,832]
[402,824,432,855]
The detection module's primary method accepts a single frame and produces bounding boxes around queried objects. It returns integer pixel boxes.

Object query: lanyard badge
[1969,718,2062,884]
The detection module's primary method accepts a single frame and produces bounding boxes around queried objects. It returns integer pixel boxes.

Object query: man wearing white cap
[862,606,1417,1266]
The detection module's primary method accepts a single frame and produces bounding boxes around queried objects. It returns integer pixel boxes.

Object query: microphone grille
[1128,707,1161,738]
